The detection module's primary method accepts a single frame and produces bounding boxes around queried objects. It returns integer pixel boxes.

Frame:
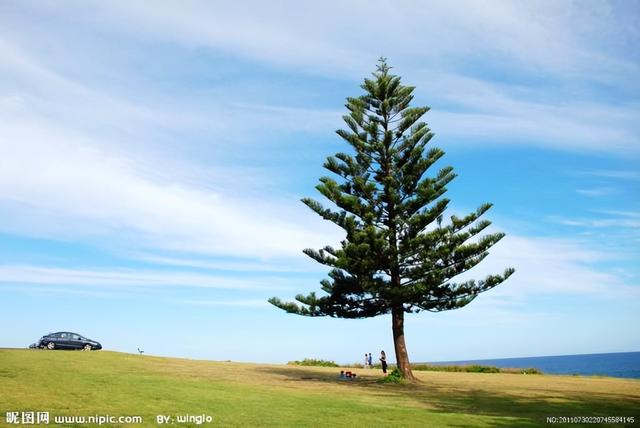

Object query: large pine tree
[269,59,514,380]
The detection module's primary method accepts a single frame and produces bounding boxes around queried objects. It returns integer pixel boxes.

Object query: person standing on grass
[380,350,388,375]
[368,353,373,368]
[364,353,369,368]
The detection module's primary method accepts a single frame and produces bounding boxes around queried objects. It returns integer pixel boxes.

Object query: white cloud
[0,37,172,140]
[133,254,324,273]
[0,284,121,298]
[71,0,637,79]
[0,37,341,159]
[2,234,635,299]
[429,108,638,153]
[575,187,617,197]
[0,114,339,259]
[596,210,640,219]
[54,1,638,154]
[417,72,639,153]
[0,40,343,262]
[579,170,640,181]
[547,215,640,229]
[0,265,295,290]
[178,299,269,307]
[461,234,638,298]
[2,1,637,179]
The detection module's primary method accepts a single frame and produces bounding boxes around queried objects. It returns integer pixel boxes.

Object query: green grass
[1,349,639,427]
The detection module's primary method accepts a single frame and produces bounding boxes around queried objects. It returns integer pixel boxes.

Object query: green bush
[287,358,339,367]
[467,365,500,373]
[411,364,542,374]
[376,368,405,384]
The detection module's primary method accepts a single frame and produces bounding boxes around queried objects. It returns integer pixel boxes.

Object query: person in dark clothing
[380,350,388,375]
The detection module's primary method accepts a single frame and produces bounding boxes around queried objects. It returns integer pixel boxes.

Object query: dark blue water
[429,351,640,379]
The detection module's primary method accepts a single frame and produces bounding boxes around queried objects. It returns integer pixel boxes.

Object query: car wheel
[46,342,55,350]
[83,344,92,351]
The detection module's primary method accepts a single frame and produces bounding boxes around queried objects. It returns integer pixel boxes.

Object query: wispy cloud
[2,1,638,158]
[595,210,640,219]
[82,1,639,154]
[461,234,638,298]
[0,113,340,259]
[133,254,324,274]
[5,231,635,300]
[0,265,296,290]
[413,71,639,153]
[71,0,638,80]
[579,170,640,181]
[547,215,640,229]
[0,284,122,298]
[575,187,617,197]
[178,299,268,308]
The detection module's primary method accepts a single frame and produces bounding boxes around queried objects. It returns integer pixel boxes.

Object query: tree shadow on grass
[256,367,640,427]
[259,366,381,385]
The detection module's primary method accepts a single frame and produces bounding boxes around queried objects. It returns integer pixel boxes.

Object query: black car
[37,332,102,351]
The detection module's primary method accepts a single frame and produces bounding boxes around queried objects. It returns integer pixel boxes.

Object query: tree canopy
[269,59,514,379]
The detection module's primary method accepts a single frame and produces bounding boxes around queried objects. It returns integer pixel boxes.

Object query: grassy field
[1,349,639,427]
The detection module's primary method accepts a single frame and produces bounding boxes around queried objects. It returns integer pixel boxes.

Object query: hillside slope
[1,350,638,427]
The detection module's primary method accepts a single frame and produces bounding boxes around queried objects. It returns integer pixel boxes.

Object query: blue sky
[1,1,638,364]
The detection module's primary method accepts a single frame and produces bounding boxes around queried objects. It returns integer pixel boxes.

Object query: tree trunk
[392,306,416,381]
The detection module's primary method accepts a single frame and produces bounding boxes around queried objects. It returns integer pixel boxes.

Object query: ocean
[428,351,640,379]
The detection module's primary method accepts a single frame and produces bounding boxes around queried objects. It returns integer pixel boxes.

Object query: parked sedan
[37,332,102,351]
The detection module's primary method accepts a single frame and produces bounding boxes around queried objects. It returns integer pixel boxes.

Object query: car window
[71,334,82,340]
[59,333,68,339]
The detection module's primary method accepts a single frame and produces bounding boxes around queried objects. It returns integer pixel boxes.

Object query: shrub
[376,368,405,384]
[467,365,500,373]
[411,364,542,374]
[287,358,339,367]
